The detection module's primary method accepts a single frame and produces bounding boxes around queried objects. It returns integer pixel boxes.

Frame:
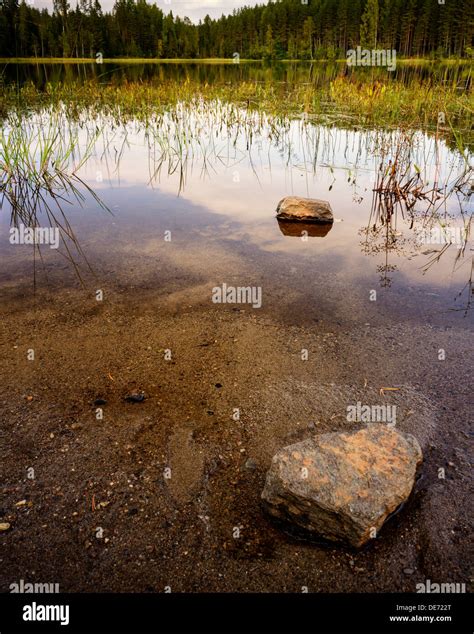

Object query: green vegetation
[0,112,108,280]
[0,0,472,60]
[1,74,472,139]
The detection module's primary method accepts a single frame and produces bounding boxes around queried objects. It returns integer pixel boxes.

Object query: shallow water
[0,97,472,323]
[3,58,471,87]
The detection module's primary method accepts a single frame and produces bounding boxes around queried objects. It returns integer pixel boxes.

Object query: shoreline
[1,57,471,64]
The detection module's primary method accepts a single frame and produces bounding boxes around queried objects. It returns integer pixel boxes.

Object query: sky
[34,0,265,23]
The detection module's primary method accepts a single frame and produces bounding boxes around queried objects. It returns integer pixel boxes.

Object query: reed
[0,111,109,284]
[1,75,472,139]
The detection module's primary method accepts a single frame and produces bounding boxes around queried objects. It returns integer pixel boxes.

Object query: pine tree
[360,0,378,49]
[0,0,471,60]
[53,0,70,56]
[264,24,274,60]
[302,16,315,59]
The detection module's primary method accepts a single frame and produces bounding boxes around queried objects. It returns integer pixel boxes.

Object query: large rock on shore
[261,426,422,547]
[276,196,334,223]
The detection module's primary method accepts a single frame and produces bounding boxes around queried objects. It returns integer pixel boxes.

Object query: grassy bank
[1,76,472,138]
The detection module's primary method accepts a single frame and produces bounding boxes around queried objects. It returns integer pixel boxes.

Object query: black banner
[0,593,471,634]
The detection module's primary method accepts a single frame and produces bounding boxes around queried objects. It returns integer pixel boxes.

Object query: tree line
[0,0,472,60]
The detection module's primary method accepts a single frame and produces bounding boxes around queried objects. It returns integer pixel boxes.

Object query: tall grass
[0,111,109,283]
[1,75,472,139]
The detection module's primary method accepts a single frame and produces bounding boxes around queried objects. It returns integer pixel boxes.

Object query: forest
[0,0,472,60]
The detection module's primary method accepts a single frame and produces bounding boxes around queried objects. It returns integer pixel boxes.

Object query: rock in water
[277,219,332,238]
[261,426,422,547]
[276,196,334,224]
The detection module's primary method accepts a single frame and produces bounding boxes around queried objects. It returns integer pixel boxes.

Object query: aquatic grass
[1,85,471,291]
[0,111,109,284]
[328,76,473,135]
[1,75,472,142]
[360,126,473,294]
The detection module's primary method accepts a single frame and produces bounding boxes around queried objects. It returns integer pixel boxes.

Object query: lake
[0,61,472,593]
[1,61,472,319]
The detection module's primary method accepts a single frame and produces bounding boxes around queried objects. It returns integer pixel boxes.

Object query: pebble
[403,568,415,575]
[0,523,11,531]
[124,391,146,403]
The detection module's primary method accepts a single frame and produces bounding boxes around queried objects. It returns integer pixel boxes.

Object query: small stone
[124,391,146,403]
[403,568,415,575]
[94,398,107,406]
[0,523,11,531]
[245,458,257,470]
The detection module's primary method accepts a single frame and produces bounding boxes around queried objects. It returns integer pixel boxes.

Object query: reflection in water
[0,112,110,285]
[359,129,472,304]
[1,99,472,309]
[4,60,471,94]
[277,219,333,238]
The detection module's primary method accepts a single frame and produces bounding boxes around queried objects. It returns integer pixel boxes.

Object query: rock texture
[261,425,422,547]
[276,196,334,223]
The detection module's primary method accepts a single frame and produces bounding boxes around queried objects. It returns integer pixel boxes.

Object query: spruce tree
[360,0,378,49]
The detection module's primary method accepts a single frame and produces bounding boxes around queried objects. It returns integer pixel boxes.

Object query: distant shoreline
[0,57,470,65]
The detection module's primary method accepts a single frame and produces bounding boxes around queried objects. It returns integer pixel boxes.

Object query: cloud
[164,0,256,22]
[33,0,262,22]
